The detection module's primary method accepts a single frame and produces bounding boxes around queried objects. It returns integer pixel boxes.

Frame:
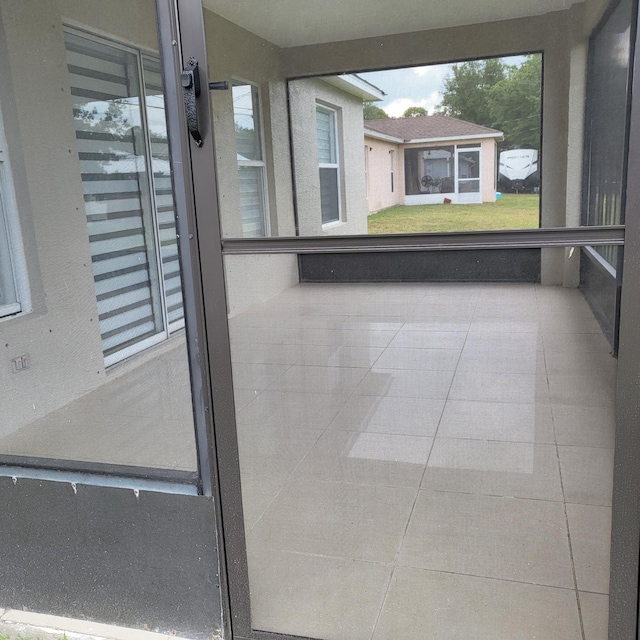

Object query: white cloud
[384,93,441,118]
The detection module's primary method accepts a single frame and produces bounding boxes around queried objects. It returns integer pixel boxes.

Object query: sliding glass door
[65,29,183,365]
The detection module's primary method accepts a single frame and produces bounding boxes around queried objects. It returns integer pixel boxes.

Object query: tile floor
[0,338,198,470]
[230,283,615,640]
[0,282,616,640]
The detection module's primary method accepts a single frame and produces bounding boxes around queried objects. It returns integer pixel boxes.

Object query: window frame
[0,114,30,321]
[316,103,342,227]
[63,25,186,366]
[232,80,270,238]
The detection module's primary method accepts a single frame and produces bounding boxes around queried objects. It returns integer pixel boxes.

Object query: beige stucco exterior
[365,136,404,213]
[365,132,499,211]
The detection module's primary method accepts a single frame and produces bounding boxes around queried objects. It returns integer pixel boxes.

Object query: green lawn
[368,194,540,234]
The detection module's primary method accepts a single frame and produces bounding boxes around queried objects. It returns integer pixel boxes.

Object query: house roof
[322,74,385,102]
[364,114,503,143]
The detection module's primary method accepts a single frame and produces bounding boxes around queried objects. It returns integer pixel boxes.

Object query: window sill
[322,220,344,230]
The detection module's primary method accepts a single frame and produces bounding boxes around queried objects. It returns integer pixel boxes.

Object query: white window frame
[64,26,183,366]
[232,80,270,238]
[316,104,342,227]
[0,113,31,321]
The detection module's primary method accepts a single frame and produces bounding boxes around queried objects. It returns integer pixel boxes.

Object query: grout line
[537,285,588,640]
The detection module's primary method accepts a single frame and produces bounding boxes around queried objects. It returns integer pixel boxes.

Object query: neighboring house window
[0,116,30,321]
[233,82,269,237]
[316,105,340,225]
[64,29,184,365]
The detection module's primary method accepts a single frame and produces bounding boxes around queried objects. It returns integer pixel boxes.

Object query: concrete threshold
[0,610,202,640]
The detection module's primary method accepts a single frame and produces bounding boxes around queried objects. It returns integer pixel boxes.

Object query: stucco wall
[289,78,369,236]
[365,136,404,213]
[203,10,296,239]
[0,0,163,436]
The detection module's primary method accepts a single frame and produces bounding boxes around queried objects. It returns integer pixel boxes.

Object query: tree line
[364,55,542,150]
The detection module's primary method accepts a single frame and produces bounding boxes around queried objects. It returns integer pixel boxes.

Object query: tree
[435,58,507,127]
[402,106,428,118]
[435,55,542,150]
[363,102,389,120]
[488,56,542,149]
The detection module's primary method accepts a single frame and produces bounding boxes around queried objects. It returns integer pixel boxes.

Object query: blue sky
[359,55,527,117]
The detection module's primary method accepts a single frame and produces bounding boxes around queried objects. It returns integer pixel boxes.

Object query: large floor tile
[558,446,614,506]
[467,319,541,335]
[229,325,334,346]
[355,368,455,399]
[456,344,544,374]
[294,430,432,487]
[373,567,582,640]
[449,371,548,404]
[399,490,574,588]
[247,479,417,563]
[580,592,609,640]
[247,548,392,640]
[240,472,286,532]
[544,348,617,377]
[268,365,368,395]
[548,374,616,408]
[237,425,324,478]
[423,439,563,500]
[373,347,460,371]
[463,330,543,352]
[237,390,347,429]
[329,395,445,437]
[403,319,471,332]
[552,403,616,448]
[319,328,398,347]
[231,362,289,392]
[296,344,384,368]
[543,331,612,354]
[388,330,468,350]
[567,504,612,594]
[230,342,311,365]
[539,313,604,334]
[437,400,555,443]
[340,316,406,331]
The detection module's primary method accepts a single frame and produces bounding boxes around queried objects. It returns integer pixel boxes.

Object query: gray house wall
[289,78,369,237]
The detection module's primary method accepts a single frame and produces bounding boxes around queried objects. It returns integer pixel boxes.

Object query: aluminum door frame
[167,2,640,638]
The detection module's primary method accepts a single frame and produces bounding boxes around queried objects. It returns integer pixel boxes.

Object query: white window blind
[65,30,183,364]
[233,82,268,237]
[316,106,340,225]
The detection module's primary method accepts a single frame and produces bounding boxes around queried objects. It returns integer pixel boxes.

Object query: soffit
[203,0,584,48]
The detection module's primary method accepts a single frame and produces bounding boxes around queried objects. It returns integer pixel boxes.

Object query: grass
[367,194,540,234]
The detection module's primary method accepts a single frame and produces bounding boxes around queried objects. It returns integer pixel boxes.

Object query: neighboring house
[364,115,503,211]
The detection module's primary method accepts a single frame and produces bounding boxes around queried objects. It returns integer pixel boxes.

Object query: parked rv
[498,148,539,193]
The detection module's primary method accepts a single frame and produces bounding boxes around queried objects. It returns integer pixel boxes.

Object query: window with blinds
[0,173,21,318]
[64,29,183,365]
[316,105,340,225]
[233,82,268,237]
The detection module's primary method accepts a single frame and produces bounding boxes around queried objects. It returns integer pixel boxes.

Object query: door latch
[181,57,203,147]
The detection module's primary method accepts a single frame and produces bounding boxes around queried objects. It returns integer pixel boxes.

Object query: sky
[358,55,527,118]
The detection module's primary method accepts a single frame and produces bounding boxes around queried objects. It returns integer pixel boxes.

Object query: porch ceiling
[204,0,584,48]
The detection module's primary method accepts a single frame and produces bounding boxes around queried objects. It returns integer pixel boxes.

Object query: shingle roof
[364,114,502,141]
